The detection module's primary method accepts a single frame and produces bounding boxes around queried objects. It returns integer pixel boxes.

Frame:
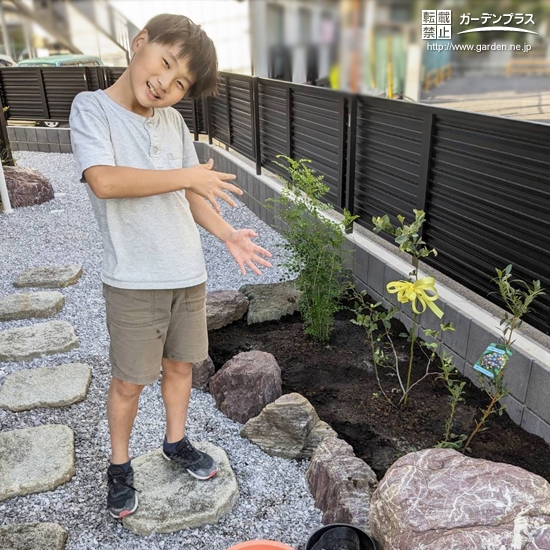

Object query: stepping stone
[0,321,78,362]
[0,363,92,412]
[0,522,67,550]
[14,264,82,288]
[0,425,75,501]
[0,291,65,322]
[123,442,239,535]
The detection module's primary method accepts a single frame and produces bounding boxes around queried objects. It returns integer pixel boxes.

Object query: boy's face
[130,30,195,109]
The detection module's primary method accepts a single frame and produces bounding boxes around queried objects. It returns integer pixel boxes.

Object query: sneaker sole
[109,493,139,519]
[162,451,218,480]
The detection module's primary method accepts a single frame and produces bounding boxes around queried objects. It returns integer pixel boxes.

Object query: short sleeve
[69,94,116,183]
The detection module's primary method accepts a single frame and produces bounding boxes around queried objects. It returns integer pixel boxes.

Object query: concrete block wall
[204,143,550,446]
[10,130,550,445]
[7,127,72,154]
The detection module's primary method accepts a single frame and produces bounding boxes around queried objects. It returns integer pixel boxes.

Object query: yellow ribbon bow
[386,277,444,318]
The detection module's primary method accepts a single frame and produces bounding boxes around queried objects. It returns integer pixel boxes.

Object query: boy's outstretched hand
[224,229,273,276]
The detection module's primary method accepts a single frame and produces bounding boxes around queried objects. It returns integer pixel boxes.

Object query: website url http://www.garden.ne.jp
[427,42,532,53]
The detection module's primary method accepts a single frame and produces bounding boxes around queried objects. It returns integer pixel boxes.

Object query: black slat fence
[0,66,548,335]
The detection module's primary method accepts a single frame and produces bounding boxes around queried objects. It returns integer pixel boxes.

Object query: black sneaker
[107,464,139,519]
[162,436,218,480]
[311,526,361,550]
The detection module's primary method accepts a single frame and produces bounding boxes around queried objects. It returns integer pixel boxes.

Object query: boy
[69,14,273,519]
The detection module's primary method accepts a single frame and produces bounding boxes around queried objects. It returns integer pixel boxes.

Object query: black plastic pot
[305,523,378,550]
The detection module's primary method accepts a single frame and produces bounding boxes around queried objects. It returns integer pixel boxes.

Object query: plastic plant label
[473,344,512,379]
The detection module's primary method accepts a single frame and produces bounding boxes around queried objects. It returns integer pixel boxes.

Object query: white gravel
[0,151,323,549]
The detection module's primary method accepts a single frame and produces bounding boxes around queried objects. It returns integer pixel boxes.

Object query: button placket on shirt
[146,119,161,164]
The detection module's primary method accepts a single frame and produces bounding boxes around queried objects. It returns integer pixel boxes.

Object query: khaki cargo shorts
[102,282,209,385]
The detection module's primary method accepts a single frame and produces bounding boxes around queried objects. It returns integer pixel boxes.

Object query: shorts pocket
[184,283,206,313]
[104,285,155,327]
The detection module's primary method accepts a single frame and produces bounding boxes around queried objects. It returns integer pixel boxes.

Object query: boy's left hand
[224,229,273,276]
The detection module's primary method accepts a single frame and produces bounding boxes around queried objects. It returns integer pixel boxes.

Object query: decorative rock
[0,363,92,411]
[370,448,550,550]
[238,280,302,324]
[240,392,336,458]
[0,425,75,501]
[192,356,215,391]
[0,321,78,362]
[122,442,238,535]
[3,166,54,208]
[0,291,65,321]
[206,290,249,330]
[0,522,68,550]
[14,264,82,288]
[209,350,282,424]
[307,437,378,531]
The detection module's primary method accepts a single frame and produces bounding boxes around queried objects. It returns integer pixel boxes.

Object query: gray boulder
[14,264,82,288]
[206,290,249,330]
[0,425,75,501]
[0,363,92,411]
[192,356,215,391]
[122,443,238,535]
[209,350,282,423]
[0,321,79,362]
[370,448,550,550]
[240,392,336,458]
[0,522,67,550]
[238,280,302,324]
[0,291,65,322]
[307,437,378,531]
[4,166,54,208]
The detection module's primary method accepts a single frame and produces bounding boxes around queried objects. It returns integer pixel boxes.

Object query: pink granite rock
[4,166,54,208]
[307,437,378,531]
[206,290,249,330]
[209,350,281,423]
[370,448,550,550]
[192,356,215,391]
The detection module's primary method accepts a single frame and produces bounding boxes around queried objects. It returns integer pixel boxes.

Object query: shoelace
[109,473,140,494]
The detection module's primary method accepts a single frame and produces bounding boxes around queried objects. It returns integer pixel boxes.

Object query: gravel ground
[0,151,323,549]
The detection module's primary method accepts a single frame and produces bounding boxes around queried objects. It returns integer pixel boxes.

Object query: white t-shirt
[69,89,207,289]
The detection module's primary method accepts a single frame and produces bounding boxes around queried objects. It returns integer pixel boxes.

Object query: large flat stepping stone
[0,321,78,362]
[123,442,239,535]
[0,363,92,411]
[14,264,82,288]
[0,291,65,321]
[0,522,67,550]
[0,425,75,501]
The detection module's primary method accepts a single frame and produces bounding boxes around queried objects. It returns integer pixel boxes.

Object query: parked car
[0,54,16,67]
[17,54,104,67]
[17,55,104,127]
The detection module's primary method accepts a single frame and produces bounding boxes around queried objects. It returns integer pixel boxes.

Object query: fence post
[36,69,51,121]
[285,86,292,158]
[337,95,347,210]
[224,74,231,146]
[192,99,199,142]
[252,77,261,175]
[0,83,14,168]
[417,111,435,238]
[344,95,357,234]
[204,95,213,145]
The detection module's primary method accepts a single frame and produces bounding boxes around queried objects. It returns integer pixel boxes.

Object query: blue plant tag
[473,344,512,379]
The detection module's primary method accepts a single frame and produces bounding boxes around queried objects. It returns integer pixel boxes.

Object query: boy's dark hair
[143,14,218,99]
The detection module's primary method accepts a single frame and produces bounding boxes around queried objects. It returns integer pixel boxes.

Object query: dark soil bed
[208,296,550,482]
